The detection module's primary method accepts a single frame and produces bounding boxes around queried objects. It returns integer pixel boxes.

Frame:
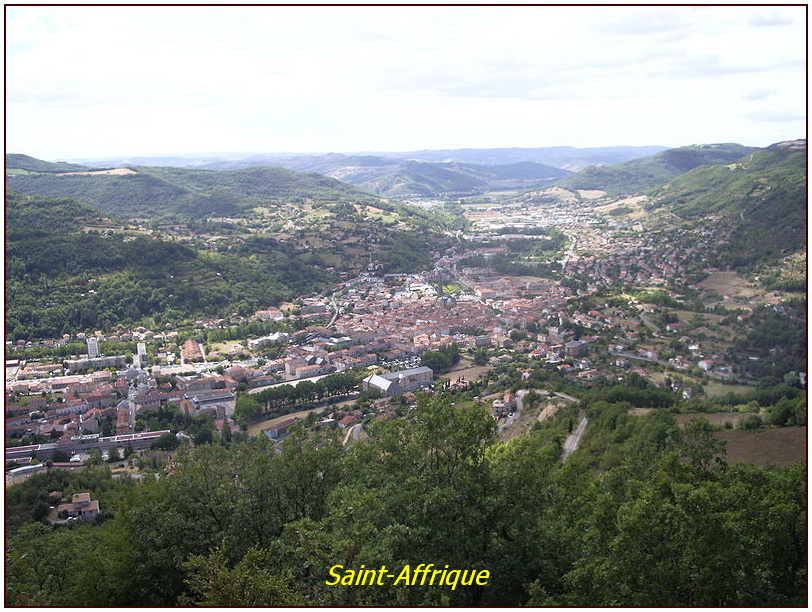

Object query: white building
[87,337,100,359]
[362,366,434,397]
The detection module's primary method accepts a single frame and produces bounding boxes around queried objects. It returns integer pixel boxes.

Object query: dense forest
[6,387,805,606]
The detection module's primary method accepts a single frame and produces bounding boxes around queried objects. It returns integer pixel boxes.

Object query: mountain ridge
[555,143,762,196]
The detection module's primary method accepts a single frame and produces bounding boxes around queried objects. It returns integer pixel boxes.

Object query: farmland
[716,426,806,468]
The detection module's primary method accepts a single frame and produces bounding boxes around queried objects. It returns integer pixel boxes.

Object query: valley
[5,140,807,607]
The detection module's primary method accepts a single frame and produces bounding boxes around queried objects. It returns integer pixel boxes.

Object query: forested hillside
[556,143,760,196]
[648,140,807,268]
[5,390,805,606]
[5,191,453,339]
[6,159,381,221]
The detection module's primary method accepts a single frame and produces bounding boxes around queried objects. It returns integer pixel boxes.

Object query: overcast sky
[6,5,806,161]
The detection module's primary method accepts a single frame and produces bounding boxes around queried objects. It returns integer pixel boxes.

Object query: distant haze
[7,6,805,160]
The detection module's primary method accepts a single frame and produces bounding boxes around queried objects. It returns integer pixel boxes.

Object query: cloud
[597,9,695,35]
[741,89,776,102]
[745,110,805,123]
[7,91,77,105]
[652,55,805,79]
[749,13,795,27]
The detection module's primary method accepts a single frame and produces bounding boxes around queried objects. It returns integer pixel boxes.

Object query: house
[263,418,297,440]
[338,414,357,428]
[51,492,100,524]
[564,340,589,358]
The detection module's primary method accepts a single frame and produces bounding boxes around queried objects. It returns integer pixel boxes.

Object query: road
[342,422,363,446]
[515,389,528,413]
[561,416,588,463]
[558,232,577,271]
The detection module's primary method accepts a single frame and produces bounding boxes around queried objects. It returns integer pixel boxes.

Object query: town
[6,184,799,477]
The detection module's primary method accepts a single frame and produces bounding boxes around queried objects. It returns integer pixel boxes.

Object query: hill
[556,143,761,196]
[5,184,457,339]
[66,145,666,173]
[6,153,99,174]
[5,157,382,221]
[156,154,571,197]
[4,190,334,338]
[647,140,807,268]
[59,146,678,198]
[377,145,668,170]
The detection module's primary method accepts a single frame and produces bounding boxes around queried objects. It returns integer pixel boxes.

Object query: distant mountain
[556,143,761,196]
[647,140,807,269]
[5,156,382,220]
[67,145,667,173]
[379,145,668,170]
[61,145,672,198]
[199,155,573,197]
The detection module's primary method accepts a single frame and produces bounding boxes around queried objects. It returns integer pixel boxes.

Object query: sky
[6,5,807,161]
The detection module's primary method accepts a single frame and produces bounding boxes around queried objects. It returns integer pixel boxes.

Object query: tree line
[5,388,805,606]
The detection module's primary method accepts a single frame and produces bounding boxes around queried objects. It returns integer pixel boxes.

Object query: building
[362,366,434,397]
[263,418,297,440]
[64,355,126,374]
[51,492,100,523]
[87,337,101,359]
[134,342,148,369]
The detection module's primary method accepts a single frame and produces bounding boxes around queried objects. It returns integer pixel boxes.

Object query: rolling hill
[5,157,383,221]
[556,143,761,196]
[380,144,668,169]
[6,153,102,174]
[5,188,456,339]
[59,145,677,198]
[65,145,666,173]
[647,140,807,268]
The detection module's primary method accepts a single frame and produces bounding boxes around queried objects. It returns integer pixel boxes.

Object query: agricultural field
[715,426,806,468]
[697,270,759,299]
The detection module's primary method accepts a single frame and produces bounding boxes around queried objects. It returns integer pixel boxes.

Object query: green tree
[234,394,262,426]
[151,431,179,451]
[182,546,305,605]
[420,350,452,374]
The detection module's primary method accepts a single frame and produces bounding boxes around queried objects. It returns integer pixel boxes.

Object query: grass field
[704,381,755,398]
[441,357,492,383]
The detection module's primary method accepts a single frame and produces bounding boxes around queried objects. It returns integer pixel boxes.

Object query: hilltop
[6,153,101,174]
[262,155,571,197]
